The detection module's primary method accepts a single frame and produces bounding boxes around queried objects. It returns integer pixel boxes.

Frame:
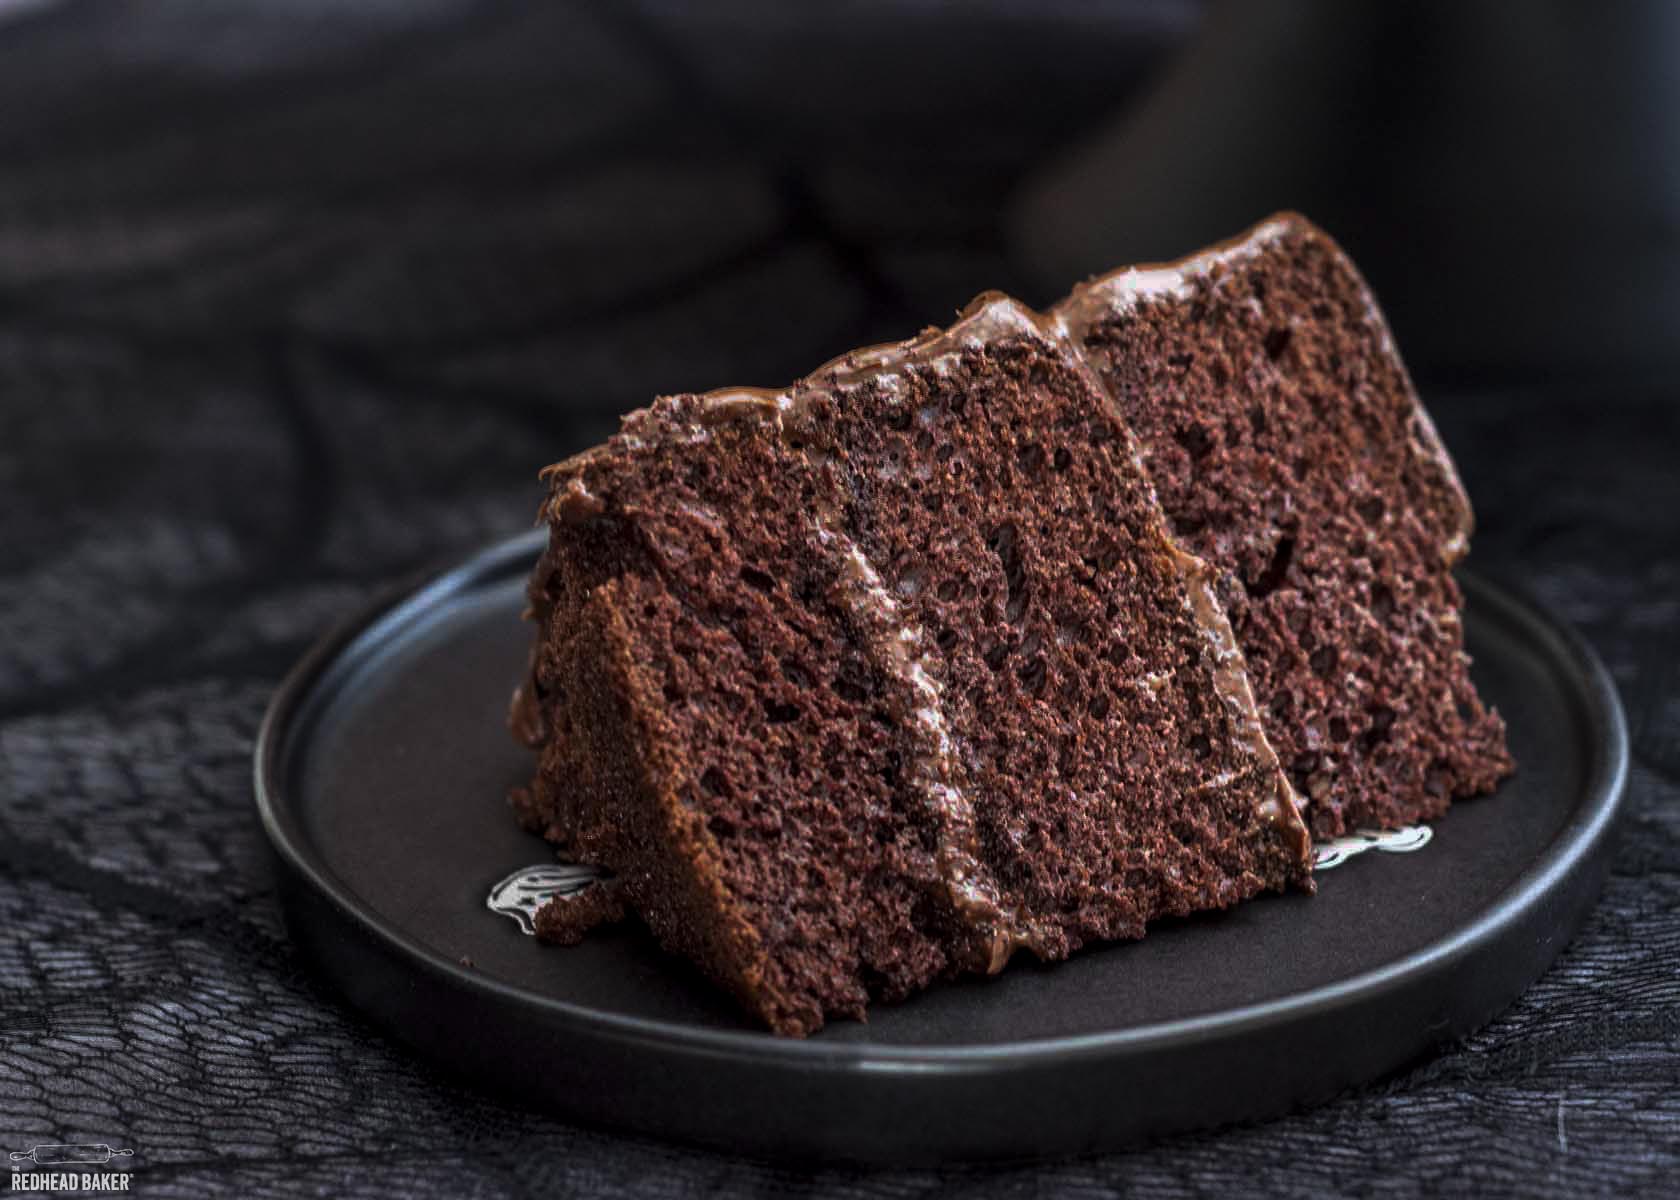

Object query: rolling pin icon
[10,1145,133,1165]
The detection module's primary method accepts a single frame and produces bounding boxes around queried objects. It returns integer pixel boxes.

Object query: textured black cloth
[1,2,1676,1196]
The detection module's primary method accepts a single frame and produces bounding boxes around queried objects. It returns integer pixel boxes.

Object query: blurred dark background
[1,2,1676,1196]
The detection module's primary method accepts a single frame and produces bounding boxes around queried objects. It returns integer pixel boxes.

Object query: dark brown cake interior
[526,414,957,1034]
[517,297,1312,1035]
[1061,215,1512,836]
[785,302,1309,958]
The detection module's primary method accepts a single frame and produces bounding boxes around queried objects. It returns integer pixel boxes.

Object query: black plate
[255,531,1627,1164]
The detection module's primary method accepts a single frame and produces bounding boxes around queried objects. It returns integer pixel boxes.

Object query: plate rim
[254,529,1629,1072]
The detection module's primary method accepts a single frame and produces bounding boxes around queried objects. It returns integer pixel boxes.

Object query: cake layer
[1058,214,1512,835]
[524,397,960,1033]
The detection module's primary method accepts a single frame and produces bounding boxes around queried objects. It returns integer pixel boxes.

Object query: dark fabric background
[1,2,1676,1195]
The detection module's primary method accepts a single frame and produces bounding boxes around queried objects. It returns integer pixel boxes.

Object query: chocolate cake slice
[512,296,1313,1036]
[1057,213,1512,836]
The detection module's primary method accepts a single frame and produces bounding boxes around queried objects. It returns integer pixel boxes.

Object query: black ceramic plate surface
[255,531,1626,1164]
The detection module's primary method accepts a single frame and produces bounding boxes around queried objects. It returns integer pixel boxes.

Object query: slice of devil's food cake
[510,295,1313,1036]
[1057,213,1512,837]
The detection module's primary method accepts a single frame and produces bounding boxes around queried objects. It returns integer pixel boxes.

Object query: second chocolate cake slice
[514,296,1313,1035]
[1058,213,1512,836]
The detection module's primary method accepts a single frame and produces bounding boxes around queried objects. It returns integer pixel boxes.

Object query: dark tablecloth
[2,2,1676,1195]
